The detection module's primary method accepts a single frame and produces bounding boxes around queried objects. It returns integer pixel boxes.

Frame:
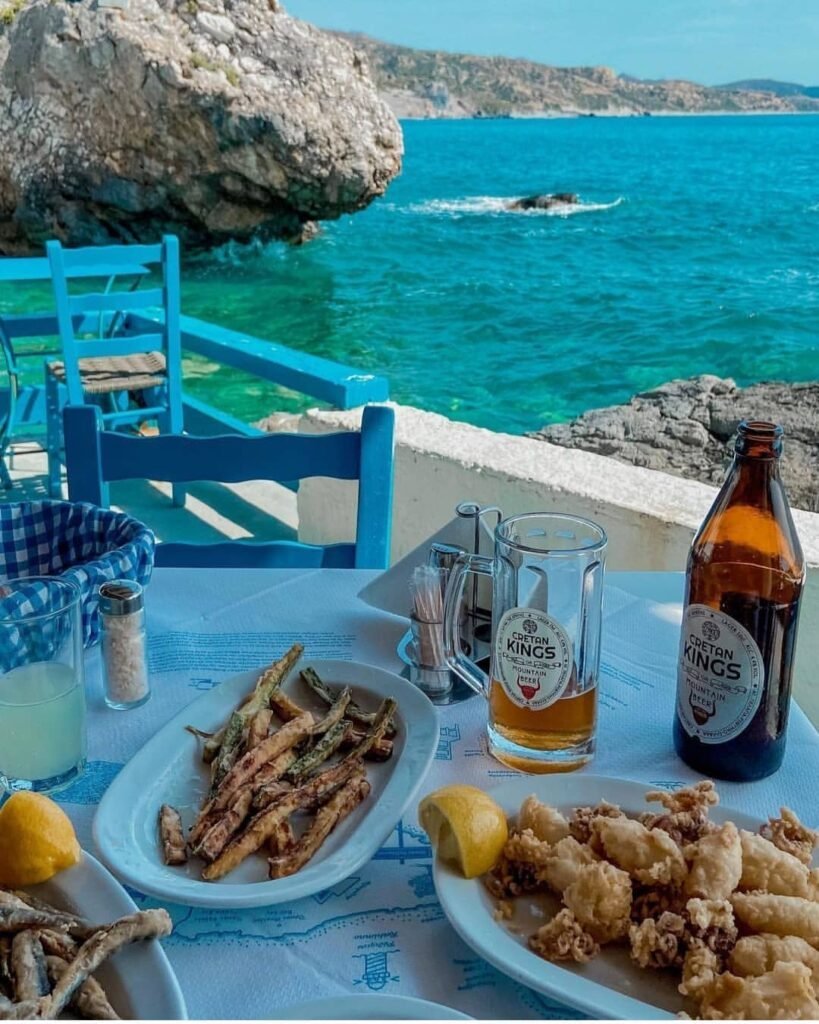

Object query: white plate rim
[33,849,187,1020]
[93,658,439,909]
[432,773,764,1021]
[274,994,472,1019]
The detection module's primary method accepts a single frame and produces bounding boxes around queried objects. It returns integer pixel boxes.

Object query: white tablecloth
[57,568,819,1020]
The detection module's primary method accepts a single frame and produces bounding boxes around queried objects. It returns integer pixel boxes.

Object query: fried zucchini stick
[267,821,297,858]
[300,667,397,738]
[194,789,253,863]
[310,687,352,736]
[268,774,371,879]
[158,805,188,866]
[252,750,297,791]
[271,692,393,761]
[247,709,273,749]
[285,721,350,783]
[209,712,313,813]
[204,757,366,880]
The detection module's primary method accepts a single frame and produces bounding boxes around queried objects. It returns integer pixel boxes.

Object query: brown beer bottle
[673,421,805,781]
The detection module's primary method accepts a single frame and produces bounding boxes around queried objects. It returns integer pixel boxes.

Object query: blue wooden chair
[63,403,395,569]
[45,237,184,504]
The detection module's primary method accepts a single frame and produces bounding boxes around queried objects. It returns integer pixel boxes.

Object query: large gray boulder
[531,375,819,512]
[0,0,402,252]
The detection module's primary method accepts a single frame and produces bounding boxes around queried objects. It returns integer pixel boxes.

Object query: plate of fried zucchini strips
[93,645,439,908]
[1,851,185,1020]
[433,774,819,1020]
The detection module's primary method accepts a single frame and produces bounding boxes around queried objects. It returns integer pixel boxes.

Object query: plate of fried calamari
[93,645,439,908]
[432,774,819,1020]
[1,852,185,1019]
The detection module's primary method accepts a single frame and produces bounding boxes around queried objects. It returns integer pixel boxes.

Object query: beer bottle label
[676,603,765,744]
[495,607,574,710]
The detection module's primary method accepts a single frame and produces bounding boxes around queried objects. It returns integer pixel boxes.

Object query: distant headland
[333,33,819,120]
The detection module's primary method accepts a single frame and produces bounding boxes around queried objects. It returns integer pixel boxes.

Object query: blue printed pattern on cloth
[0,501,155,660]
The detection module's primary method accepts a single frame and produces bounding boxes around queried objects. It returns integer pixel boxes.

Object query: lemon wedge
[0,792,81,887]
[418,784,508,878]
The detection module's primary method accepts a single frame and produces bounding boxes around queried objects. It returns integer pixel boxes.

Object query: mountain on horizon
[334,32,819,119]
[718,79,819,99]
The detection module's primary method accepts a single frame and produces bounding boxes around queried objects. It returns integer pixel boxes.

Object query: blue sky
[285,0,819,85]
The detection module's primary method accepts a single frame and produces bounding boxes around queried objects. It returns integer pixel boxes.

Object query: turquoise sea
[11,115,819,435]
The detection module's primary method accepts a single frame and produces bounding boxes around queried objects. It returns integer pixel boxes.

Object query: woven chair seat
[47,352,166,395]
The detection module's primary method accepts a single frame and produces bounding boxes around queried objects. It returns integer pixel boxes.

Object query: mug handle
[443,553,493,699]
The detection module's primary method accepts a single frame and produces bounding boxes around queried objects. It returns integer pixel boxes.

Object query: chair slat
[60,244,163,269]
[68,289,164,315]
[70,334,164,358]
[97,428,361,484]
[156,540,357,570]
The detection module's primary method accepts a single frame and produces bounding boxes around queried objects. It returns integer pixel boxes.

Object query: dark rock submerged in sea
[530,375,819,512]
[0,0,402,253]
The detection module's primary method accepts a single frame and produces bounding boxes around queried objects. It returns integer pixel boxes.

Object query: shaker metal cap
[99,579,144,616]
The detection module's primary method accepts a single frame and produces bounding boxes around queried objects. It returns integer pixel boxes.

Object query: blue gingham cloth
[0,501,155,661]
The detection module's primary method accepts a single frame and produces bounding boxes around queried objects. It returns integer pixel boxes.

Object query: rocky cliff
[531,376,819,512]
[336,34,819,119]
[0,0,402,253]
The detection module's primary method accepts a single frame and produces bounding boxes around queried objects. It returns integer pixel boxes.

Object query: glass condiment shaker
[99,580,150,710]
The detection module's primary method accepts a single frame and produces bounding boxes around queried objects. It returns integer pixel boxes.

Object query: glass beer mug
[443,513,607,772]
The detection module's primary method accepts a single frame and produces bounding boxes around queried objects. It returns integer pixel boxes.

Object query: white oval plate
[275,994,471,1019]
[433,774,762,1021]
[28,850,186,1019]
[94,659,439,908]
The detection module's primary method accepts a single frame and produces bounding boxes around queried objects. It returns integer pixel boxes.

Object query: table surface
[58,568,819,1020]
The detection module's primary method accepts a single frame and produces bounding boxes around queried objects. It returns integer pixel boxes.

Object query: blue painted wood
[182,394,263,437]
[45,236,185,500]
[0,257,148,283]
[127,311,390,409]
[64,403,395,569]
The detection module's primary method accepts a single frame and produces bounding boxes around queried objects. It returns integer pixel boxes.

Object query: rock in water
[0,0,402,252]
[507,193,579,211]
[530,375,819,512]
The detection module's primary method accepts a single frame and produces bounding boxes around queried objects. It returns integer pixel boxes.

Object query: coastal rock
[0,0,403,252]
[530,375,819,511]
[507,193,579,211]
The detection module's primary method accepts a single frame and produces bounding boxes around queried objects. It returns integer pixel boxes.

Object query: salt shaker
[99,580,150,710]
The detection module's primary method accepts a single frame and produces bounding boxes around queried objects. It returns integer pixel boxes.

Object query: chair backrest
[46,237,182,430]
[63,403,395,569]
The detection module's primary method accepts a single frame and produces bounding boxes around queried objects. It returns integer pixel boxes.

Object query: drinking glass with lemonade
[0,577,87,793]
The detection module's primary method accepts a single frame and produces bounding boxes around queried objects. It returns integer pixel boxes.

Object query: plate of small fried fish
[0,851,185,1020]
[93,645,439,908]
[432,774,819,1020]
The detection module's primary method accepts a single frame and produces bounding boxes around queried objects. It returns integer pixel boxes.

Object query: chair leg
[45,373,63,499]
[0,454,11,490]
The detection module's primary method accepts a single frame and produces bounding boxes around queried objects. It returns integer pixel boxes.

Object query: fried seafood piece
[691,961,819,1020]
[760,808,819,867]
[685,898,738,959]
[518,796,570,845]
[642,781,719,846]
[684,822,742,901]
[45,956,119,1020]
[592,815,688,888]
[486,829,553,898]
[630,885,687,923]
[569,801,624,846]
[268,773,371,879]
[158,804,188,866]
[10,934,49,1002]
[43,909,172,1019]
[730,934,819,986]
[529,909,600,964]
[563,860,633,943]
[629,911,687,969]
[679,938,722,1002]
[0,907,91,941]
[739,830,819,900]
[731,892,819,946]
[543,835,599,896]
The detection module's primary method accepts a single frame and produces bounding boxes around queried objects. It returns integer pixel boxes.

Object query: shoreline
[395,108,819,122]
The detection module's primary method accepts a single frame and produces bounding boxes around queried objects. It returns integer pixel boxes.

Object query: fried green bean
[285,721,350,783]
[300,667,396,737]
